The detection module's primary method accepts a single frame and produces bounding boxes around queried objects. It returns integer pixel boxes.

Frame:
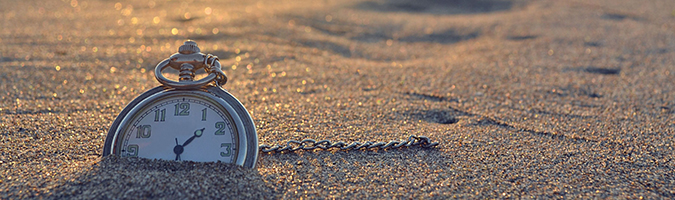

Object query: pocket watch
[103,41,258,168]
[102,41,439,169]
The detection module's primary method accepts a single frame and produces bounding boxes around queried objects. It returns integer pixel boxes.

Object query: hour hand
[182,128,204,147]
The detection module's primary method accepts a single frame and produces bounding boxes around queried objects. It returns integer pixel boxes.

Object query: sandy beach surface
[2,0,675,199]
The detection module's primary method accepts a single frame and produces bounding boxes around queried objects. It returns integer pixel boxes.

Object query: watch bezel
[103,86,258,168]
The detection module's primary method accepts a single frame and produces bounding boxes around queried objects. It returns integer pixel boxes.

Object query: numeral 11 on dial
[154,108,166,122]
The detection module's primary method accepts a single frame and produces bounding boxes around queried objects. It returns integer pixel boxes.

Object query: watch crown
[178,40,200,54]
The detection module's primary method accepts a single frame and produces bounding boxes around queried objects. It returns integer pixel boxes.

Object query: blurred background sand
[1,0,675,198]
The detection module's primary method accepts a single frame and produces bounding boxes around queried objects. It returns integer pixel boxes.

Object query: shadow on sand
[37,156,277,199]
[355,0,527,15]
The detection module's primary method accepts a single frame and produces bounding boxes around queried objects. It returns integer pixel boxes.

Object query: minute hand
[182,128,204,147]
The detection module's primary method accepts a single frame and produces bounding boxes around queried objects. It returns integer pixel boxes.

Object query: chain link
[259,135,439,153]
[204,53,227,86]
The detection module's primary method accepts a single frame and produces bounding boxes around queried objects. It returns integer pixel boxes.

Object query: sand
[1,0,674,199]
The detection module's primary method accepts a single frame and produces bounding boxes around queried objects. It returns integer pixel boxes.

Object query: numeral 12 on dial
[174,103,190,116]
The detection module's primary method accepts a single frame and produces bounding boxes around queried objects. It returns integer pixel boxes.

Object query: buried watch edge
[102,86,258,168]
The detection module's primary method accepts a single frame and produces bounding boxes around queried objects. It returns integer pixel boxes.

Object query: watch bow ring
[154,40,227,89]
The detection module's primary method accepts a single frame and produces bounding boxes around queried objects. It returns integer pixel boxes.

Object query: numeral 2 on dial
[215,121,226,135]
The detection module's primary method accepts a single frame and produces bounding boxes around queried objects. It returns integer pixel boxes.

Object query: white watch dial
[117,94,239,163]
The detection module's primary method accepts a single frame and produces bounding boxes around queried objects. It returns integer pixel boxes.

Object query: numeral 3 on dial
[220,143,231,157]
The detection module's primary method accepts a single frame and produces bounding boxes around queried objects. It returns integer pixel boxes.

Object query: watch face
[113,91,245,163]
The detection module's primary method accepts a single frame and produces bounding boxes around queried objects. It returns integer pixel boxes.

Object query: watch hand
[172,128,204,161]
[173,138,183,161]
[182,128,204,147]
